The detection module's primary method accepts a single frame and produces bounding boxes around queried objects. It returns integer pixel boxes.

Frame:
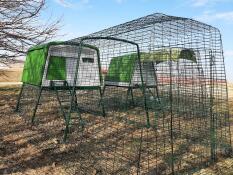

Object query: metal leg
[31,88,43,125]
[63,96,75,142]
[99,87,106,117]
[72,92,84,134]
[136,85,150,128]
[152,62,161,103]
[63,88,82,142]
[63,112,71,142]
[15,83,24,112]
[130,88,135,106]
[126,87,131,107]
[54,87,67,121]
[59,91,83,142]
[152,63,164,129]
[72,90,85,131]
[63,106,83,143]
[65,81,78,110]
[74,93,78,109]
[102,85,106,96]
[140,85,150,128]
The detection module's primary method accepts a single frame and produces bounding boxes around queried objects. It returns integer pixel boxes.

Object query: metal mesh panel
[16,13,232,174]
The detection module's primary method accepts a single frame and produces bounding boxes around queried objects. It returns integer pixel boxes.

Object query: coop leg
[63,102,73,142]
[130,88,135,106]
[102,85,106,96]
[75,92,78,106]
[152,63,164,129]
[154,85,161,129]
[72,92,78,110]
[155,85,160,102]
[55,88,67,121]
[63,112,71,142]
[99,87,106,117]
[65,81,78,110]
[63,90,83,142]
[73,95,84,134]
[126,87,135,106]
[142,88,150,128]
[15,83,24,112]
[136,128,143,175]
[146,87,159,130]
[126,87,131,107]
[31,88,43,125]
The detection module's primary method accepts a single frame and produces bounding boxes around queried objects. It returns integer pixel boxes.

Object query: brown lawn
[0,64,233,175]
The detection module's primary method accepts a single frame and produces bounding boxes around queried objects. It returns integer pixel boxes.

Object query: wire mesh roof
[71,13,218,42]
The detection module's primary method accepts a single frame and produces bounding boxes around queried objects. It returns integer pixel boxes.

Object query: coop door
[76,51,100,87]
[131,61,156,86]
[47,56,66,80]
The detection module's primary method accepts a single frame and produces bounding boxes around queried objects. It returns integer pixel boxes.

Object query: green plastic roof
[105,48,197,83]
[28,41,99,52]
[28,41,65,52]
[141,48,197,63]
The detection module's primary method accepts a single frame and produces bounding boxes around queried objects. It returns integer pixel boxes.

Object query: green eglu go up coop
[16,13,232,174]
[16,42,106,130]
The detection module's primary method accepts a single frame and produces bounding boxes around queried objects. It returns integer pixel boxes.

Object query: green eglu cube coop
[16,13,232,174]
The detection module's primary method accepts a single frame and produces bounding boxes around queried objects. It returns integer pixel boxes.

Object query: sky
[43,0,233,81]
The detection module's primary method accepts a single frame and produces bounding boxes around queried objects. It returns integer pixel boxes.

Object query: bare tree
[0,0,61,63]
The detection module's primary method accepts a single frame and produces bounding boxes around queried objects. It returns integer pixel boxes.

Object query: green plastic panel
[105,48,196,83]
[47,56,66,80]
[140,48,197,63]
[21,48,47,86]
[105,54,137,83]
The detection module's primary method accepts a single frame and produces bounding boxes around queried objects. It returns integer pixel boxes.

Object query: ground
[0,65,233,175]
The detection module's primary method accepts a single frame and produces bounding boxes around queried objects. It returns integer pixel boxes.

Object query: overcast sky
[43,0,233,81]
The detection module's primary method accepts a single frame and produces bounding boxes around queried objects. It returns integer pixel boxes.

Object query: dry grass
[0,63,23,87]
[0,68,22,82]
[0,65,233,174]
[0,63,23,83]
[0,85,232,174]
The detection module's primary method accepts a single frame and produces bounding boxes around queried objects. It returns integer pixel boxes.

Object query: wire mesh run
[16,13,232,174]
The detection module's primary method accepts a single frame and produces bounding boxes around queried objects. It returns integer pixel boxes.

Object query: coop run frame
[16,13,232,174]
